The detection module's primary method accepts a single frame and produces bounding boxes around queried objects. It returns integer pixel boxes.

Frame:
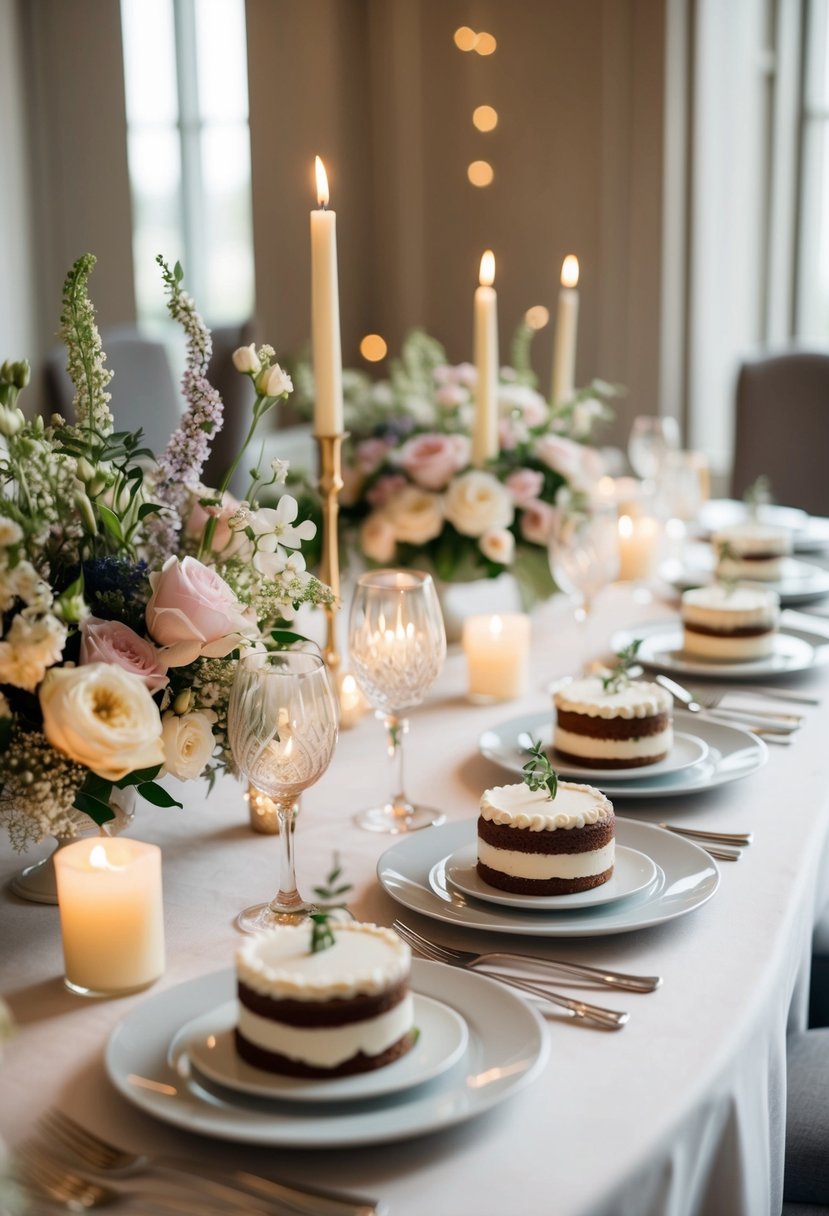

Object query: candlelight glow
[618,514,634,539]
[475,31,497,55]
[525,305,549,330]
[360,333,388,362]
[314,155,329,207]
[468,160,494,188]
[489,615,504,637]
[561,255,579,288]
[89,844,109,870]
[479,251,495,287]
[473,105,498,132]
[454,25,477,51]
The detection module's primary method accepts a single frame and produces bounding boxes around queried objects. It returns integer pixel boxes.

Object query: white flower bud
[232,343,261,375]
[0,405,25,437]
[173,688,193,715]
[255,363,293,398]
[74,491,97,535]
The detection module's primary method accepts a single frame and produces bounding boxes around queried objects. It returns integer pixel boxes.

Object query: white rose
[360,513,397,563]
[384,486,444,545]
[232,343,261,374]
[443,471,514,538]
[39,663,165,781]
[162,709,217,780]
[255,363,293,397]
[479,527,515,565]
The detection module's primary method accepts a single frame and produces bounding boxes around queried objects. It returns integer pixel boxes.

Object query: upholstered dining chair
[783,1028,829,1213]
[811,907,829,1029]
[731,351,829,517]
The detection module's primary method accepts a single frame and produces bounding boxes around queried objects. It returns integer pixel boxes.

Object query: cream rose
[161,709,217,780]
[443,471,514,538]
[479,528,515,565]
[360,513,397,564]
[39,663,165,781]
[146,556,256,667]
[384,486,444,545]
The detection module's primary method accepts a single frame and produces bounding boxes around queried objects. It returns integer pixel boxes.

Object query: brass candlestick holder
[316,432,346,677]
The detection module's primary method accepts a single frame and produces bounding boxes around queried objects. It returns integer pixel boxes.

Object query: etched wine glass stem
[384,714,414,820]
[266,798,304,916]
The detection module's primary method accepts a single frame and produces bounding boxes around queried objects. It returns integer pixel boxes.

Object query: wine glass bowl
[348,570,447,833]
[548,502,620,618]
[627,415,681,483]
[227,649,338,933]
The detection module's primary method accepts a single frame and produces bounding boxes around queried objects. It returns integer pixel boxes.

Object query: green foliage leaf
[137,502,163,521]
[73,791,116,826]
[136,781,183,809]
[270,629,313,649]
[80,771,113,803]
[98,503,125,544]
[115,765,162,788]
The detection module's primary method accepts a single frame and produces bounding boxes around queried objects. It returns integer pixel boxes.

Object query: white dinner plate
[442,843,658,911]
[377,819,719,937]
[661,543,829,605]
[479,709,767,799]
[696,498,809,538]
[105,961,548,1147]
[611,619,829,680]
[547,731,708,782]
[173,992,469,1103]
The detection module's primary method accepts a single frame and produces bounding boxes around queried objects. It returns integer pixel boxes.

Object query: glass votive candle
[54,837,164,997]
[462,613,531,703]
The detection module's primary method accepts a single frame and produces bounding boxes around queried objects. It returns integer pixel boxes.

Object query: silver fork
[392,918,661,991]
[39,1110,379,1216]
[394,922,631,1030]
[655,675,800,734]
[658,822,753,847]
[688,686,804,722]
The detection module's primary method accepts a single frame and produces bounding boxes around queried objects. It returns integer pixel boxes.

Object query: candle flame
[315,155,329,207]
[561,254,579,288]
[479,250,495,287]
[89,844,109,870]
[619,514,634,538]
[489,615,504,637]
[342,674,356,695]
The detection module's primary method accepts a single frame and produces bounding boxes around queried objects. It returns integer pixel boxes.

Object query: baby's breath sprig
[309,854,353,954]
[601,638,642,694]
[522,740,558,801]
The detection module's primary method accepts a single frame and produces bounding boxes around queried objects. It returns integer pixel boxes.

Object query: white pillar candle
[618,513,662,582]
[54,837,164,996]
[311,156,344,436]
[462,613,531,702]
[472,250,499,466]
[551,254,580,405]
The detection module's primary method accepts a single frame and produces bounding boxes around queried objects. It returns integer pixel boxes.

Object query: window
[120,0,254,326]
[797,0,829,339]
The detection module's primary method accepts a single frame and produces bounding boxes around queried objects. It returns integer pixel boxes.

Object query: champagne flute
[548,501,620,668]
[627,415,681,483]
[227,649,338,933]
[348,569,447,833]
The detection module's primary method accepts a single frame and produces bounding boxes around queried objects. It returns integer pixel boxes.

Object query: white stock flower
[360,513,397,563]
[11,561,50,608]
[384,486,444,545]
[271,458,290,484]
[255,363,293,397]
[162,708,217,780]
[0,614,67,692]
[443,471,514,538]
[250,497,316,577]
[39,662,165,781]
[479,528,515,565]
[232,343,261,374]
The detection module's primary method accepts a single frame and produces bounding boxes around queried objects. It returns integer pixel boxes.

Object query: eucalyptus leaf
[137,782,183,809]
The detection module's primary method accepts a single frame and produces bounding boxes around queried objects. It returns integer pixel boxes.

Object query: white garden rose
[39,662,165,781]
[384,486,444,545]
[255,362,293,397]
[479,527,515,565]
[443,470,514,538]
[162,709,217,780]
[360,513,397,563]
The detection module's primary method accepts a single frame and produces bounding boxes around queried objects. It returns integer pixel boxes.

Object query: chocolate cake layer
[553,748,668,769]
[477,862,614,895]
[238,978,409,1027]
[555,710,670,740]
[234,1028,414,1077]
[684,623,774,639]
[477,814,614,855]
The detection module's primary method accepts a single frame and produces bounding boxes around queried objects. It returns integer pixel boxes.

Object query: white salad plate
[661,543,829,606]
[542,731,708,782]
[106,961,548,1147]
[173,992,468,1103]
[696,498,809,538]
[611,619,829,680]
[377,819,719,937]
[479,709,767,799]
[442,843,658,911]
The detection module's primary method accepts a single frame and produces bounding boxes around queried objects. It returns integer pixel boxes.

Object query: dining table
[2,582,829,1216]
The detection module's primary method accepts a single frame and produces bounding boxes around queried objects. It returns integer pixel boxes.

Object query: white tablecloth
[2,587,829,1216]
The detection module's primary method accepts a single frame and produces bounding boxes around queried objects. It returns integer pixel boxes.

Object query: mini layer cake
[681,584,780,661]
[553,676,674,769]
[477,782,615,895]
[235,922,414,1078]
[713,522,792,582]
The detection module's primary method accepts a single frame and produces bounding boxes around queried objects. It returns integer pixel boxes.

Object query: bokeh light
[359,333,388,362]
[473,105,498,132]
[468,160,494,187]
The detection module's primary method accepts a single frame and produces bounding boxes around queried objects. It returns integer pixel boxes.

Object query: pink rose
[533,435,605,492]
[505,468,545,506]
[366,473,408,508]
[435,384,469,409]
[185,490,242,555]
[520,499,557,546]
[356,437,393,475]
[146,556,256,667]
[79,617,169,694]
[398,433,470,490]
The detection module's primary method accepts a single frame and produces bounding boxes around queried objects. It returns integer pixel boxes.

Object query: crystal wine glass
[627,415,681,483]
[227,649,339,933]
[348,569,447,833]
[548,501,620,668]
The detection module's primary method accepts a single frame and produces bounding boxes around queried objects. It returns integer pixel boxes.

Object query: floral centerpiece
[0,255,331,852]
[292,327,617,606]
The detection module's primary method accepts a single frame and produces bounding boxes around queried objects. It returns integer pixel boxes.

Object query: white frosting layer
[713,522,792,556]
[554,676,671,719]
[478,839,615,880]
[682,628,776,661]
[237,996,414,1068]
[480,782,612,831]
[681,584,779,629]
[554,725,673,760]
[236,923,410,1001]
